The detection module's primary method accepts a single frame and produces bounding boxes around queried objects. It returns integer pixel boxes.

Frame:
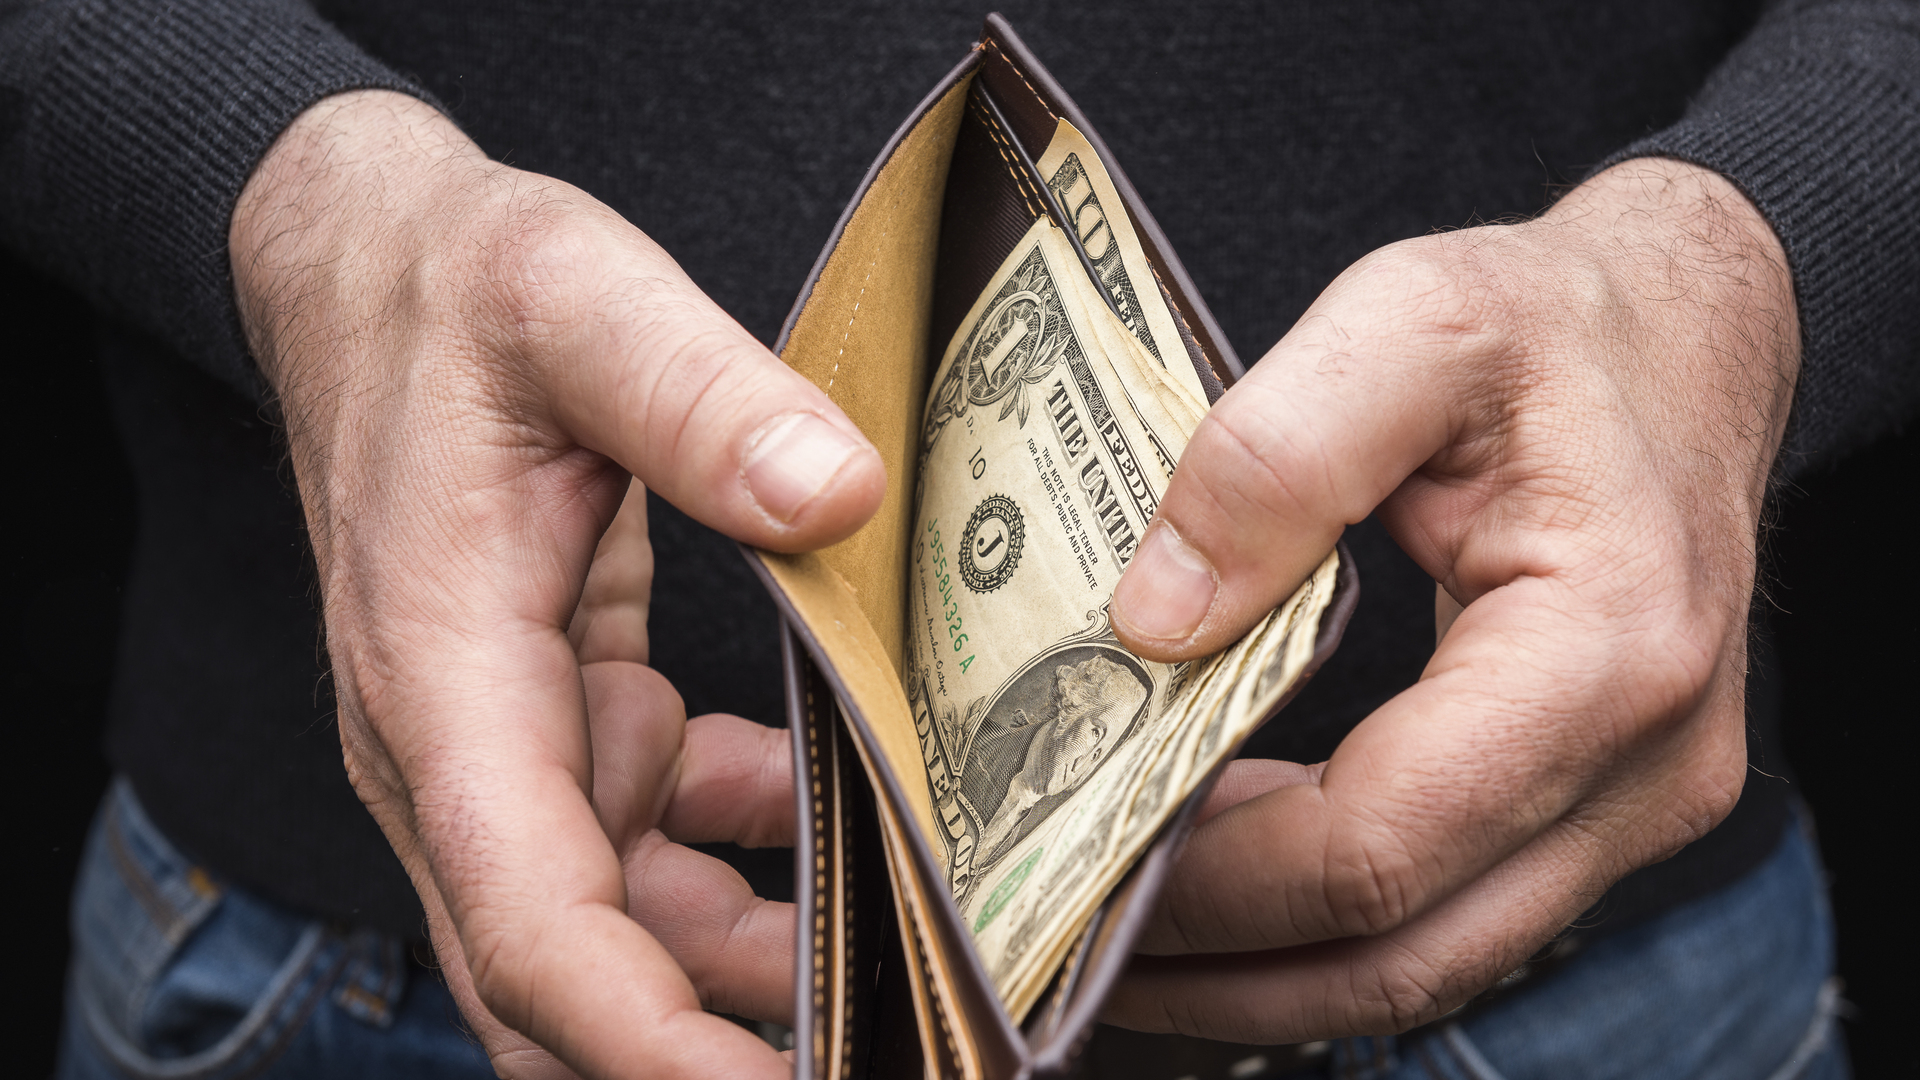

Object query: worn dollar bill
[901,208,1337,1017]
[1036,118,1210,413]
[982,561,1336,1014]
[905,219,1180,911]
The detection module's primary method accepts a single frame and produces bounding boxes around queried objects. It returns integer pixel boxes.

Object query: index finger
[366,629,787,1078]
[1133,571,1745,957]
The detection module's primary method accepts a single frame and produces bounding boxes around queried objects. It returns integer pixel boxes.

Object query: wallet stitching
[970,97,1047,220]
[985,42,1059,122]
[908,911,965,1079]
[974,100,1045,218]
[827,202,896,394]
[807,678,830,1076]
[836,730,857,1078]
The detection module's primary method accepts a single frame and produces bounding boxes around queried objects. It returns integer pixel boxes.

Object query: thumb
[502,197,886,552]
[1111,239,1504,660]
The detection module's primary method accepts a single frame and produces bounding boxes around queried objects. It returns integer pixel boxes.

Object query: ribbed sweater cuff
[1,0,431,398]
[1602,4,1920,474]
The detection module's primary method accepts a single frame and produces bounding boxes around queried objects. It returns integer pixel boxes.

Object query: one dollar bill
[902,132,1336,1016]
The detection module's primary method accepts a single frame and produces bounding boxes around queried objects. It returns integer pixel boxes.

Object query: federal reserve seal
[959,495,1025,593]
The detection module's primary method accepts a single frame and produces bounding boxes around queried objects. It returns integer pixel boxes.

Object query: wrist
[229,90,511,578]
[229,90,490,404]
[1534,159,1800,523]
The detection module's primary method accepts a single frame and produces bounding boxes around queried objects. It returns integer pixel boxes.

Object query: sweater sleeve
[0,0,430,398]
[1603,0,1920,475]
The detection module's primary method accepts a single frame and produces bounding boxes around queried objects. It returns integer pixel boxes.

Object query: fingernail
[743,413,862,523]
[1114,524,1217,643]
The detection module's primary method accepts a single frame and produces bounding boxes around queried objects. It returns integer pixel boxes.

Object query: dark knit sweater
[2,0,1915,939]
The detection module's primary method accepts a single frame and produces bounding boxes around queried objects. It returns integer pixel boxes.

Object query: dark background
[7,238,1913,1076]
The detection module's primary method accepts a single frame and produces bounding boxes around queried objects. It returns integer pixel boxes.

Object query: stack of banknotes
[898,116,1340,1019]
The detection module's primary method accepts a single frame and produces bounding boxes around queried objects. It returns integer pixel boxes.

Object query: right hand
[230,89,885,1078]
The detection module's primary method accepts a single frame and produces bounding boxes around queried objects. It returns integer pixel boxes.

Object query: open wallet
[739,15,1360,1080]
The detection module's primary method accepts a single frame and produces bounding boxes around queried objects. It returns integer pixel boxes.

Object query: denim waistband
[60,778,486,1080]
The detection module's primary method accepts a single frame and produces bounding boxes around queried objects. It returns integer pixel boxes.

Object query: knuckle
[1696,756,1745,823]
[740,727,796,848]
[459,182,692,375]
[463,916,537,1030]
[632,323,756,424]
[1194,396,1326,520]
[1325,872,1411,940]
[485,1047,562,1080]
[338,733,414,836]
[1160,872,1251,953]
[1156,987,1217,1041]
[474,203,599,345]
[1347,236,1503,346]
[1349,947,1457,1034]
[1319,821,1430,939]
[1655,608,1728,698]
[612,321,789,483]
[1161,886,1216,953]
[1618,604,1731,737]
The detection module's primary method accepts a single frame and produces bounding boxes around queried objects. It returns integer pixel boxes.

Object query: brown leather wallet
[740,15,1359,1079]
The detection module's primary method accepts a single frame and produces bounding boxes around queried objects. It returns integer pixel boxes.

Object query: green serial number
[927,519,975,673]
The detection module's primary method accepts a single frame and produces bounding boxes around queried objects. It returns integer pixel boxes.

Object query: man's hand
[1106,159,1799,1040]
[231,90,884,1078]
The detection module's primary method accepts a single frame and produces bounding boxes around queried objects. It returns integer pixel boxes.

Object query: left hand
[1104,158,1799,1040]
[572,481,799,1026]
[230,90,875,1077]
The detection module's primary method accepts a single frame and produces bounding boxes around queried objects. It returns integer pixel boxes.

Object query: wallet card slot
[840,719,922,1080]
[790,623,937,1080]
[929,79,1124,365]
[976,38,1060,162]
[837,704,895,1080]
[871,769,967,1080]
[975,82,1129,328]
[844,697,1023,1080]
[979,17,1242,394]
[928,81,1044,356]
[866,903,933,1079]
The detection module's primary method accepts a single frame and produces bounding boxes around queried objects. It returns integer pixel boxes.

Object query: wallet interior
[743,17,1358,1080]
[754,24,1239,877]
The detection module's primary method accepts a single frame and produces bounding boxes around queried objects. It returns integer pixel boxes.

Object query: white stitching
[1441,1024,1512,1080]
[987,43,1058,121]
[1761,978,1845,1080]
[827,200,897,394]
[970,97,1046,218]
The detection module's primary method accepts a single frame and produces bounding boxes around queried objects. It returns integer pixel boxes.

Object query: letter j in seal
[960,495,1026,593]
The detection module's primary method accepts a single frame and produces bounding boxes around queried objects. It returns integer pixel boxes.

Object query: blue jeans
[58,779,493,1080]
[61,778,1847,1079]
[1312,802,1848,1080]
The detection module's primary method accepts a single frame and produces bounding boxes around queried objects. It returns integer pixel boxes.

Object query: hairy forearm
[230,91,493,476]
[1538,157,1800,520]
[1607,0,1920,471]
